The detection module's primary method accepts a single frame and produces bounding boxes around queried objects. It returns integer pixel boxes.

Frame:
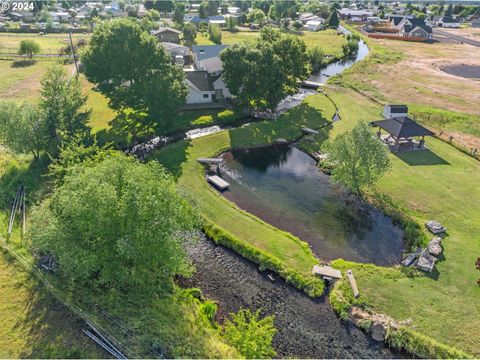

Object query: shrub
[200,300,218,322]
[217,110,238,125]
[192,115,214,126]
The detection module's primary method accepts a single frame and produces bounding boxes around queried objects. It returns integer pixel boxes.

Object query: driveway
[433,28,480,47]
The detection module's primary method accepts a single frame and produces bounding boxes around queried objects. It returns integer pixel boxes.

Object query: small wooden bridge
[312,265,342,281]
[207,175,230,190]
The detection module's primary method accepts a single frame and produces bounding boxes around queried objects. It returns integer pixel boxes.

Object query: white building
[305,19,324,31]
[383,104,408,119]
[437,16,460,28]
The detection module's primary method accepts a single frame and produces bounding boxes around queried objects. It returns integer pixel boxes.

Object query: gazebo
[371,116,435,152]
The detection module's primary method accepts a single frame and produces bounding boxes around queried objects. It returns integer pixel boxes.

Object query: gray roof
[191,45,228,61]
[387,105,408,113]
[160,42,189,51]
[186,71,214,92]
[372,116,435,138]
[151,27,181,36]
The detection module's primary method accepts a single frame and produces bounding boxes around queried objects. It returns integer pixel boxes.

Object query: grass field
[334,30,480,145]
[195,29,347,58]
[0,34,89,54]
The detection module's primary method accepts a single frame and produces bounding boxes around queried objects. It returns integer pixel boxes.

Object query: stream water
[220,146,404,265]
[184,236,402,358]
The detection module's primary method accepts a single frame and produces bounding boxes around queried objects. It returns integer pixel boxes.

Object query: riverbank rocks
[348,307,399,342]
[416,248,437,272]
[425,220,446,235]
[427,237,443,257]
[402,247,422,266]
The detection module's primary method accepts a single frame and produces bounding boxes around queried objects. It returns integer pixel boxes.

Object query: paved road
[434,28,480,48]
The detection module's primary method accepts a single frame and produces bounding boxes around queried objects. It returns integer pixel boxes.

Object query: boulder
[425,220,446,235]
[416,249,437,272]
[348,307,370,326]
[427,237,443,257]
[370,321,387,342]
[402,248,421,267]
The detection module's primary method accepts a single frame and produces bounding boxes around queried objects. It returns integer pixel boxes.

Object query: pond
[183,236,403,358]
[219,146,404,265]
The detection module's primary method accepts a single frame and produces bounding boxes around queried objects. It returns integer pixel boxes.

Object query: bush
[217,110,238,125]
[192,115,214,126]
[200,300,218,323]
[18,40,41,59]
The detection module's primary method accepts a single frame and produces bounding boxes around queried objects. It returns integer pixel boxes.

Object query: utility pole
[68,31,79,78]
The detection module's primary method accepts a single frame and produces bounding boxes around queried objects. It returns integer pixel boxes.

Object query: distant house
[305,19,324,31]
[184,13,203,24]
[338,9,374,22]
[185,70,216,104]
[472,18,480,28]
[161,42,189,57]
[208,15,226,26]
[299,13,324,24]
[151,27,182,43]
[50,11,70,22]
[437,16,460,28]
[396,17,432,40]
[383,104,408,119]
[227,7,242,15]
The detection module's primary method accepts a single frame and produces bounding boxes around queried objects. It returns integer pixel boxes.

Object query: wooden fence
[366,33,427,42]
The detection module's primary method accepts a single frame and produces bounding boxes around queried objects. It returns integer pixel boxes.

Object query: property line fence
[0,232,167,358]
[436,130,480,160]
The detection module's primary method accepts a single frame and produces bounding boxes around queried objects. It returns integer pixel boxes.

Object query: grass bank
[152,93,338,297]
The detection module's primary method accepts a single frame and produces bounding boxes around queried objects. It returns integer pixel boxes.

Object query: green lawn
[195,29,347,57]
[325,89,480,357]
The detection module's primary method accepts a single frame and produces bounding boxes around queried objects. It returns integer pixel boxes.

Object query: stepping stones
[425,220,446,235]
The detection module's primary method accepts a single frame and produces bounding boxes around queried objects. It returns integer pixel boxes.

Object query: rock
[370,321,387,342]
[416,249,437,272]
[427,237,443,257]
[425,220,446,235]
[348,307,370,326]
[402,252,418,266]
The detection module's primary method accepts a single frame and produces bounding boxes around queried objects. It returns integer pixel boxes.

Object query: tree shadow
[11,60,37,68]
[393,149,450,166]
[148,139,191,180]
[228,103,331,149]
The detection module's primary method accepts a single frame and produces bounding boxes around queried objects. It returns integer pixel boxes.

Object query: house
[396,17,432,40]
[208,15,226,26]
[184,13,203,24]
[161,42,189,57]
[191,45,228,74]
[472,18,480,28]
[227,7,242,15]
[437,16,460,28]
[299,13,324,24]
[305,19,324,31]
[338,9,374,22]
[189,45,231,103]
[50,11,70,22]
[185,70,216,104]
[383,104,408,119]
[151,27,182,43]
[101,6,126,17]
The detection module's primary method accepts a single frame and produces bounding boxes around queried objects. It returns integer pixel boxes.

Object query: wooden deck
[207,175,230,190]
[312,265,342,280]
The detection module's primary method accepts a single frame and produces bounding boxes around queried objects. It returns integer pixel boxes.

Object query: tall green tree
[221,27,309,111]
[0,102,47,159]
[172,2,185,24]
[82,18,187,134]
[183,22,197,44]
[321,122,391,194]
[327,10,340,28]
[31,154,199,294]
[268,0,298,21]
[18,40,41,60]
[223,309,277,359]
[208,24,222,44]
[40,66,91,155]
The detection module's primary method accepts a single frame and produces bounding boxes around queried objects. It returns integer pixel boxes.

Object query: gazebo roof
[371,116,435,138]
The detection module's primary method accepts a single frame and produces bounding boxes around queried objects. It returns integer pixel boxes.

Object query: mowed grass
[0,34,89,53]
[326,88,480,356]
[195,29,346,57]
[153,93,336,280]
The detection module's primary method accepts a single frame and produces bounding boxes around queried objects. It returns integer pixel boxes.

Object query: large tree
[40,66,91,155]
[268,0,298,21]
[31,154,199,294]
[18,40,41,60]
[82,18,187,134]
[321,122,391,194]
[221,27,309,111]
[0,102,47,159]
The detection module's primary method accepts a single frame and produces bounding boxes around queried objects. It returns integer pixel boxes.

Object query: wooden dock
[312,265,342,280]
[207,175,230,190]
[197,157,222,164]
[346,269,359,298]
[302,127,320,135]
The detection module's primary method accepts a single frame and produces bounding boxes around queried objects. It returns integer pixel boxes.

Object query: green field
[0,34,89,54]
[195,29,347,58]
